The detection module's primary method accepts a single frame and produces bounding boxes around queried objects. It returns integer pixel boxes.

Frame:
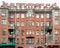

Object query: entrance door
[47,45,59,48]
[18,47,23,48]
[37,46,43,48]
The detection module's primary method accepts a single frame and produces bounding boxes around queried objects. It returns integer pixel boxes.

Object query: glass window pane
[2,19,6,25]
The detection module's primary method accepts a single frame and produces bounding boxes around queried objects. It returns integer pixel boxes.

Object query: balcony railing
[8,34,15,38]
[46,34,53,44]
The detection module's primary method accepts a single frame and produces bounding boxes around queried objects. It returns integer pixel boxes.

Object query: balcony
[46,34,53,44]
[8,29,15,38]
[8,38,15,44]
[8,34,15,38]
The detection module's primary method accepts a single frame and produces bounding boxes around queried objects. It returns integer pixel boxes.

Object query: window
[17,38,19,43]
[26,38,34,44]
[32,6,34,9]
[21,22,24,26]
[36,14,39,18]
[21,5,25,9]
[54,11,59,16]
[26,13,28,17]
[29,6,32,9]
[55,29,59,35]
[29,21,34,26]
[10,13,14,18]
[41,22,44,26]
[36,30,40,36]
[54,37,59,44]
[17,6,20,9]
[22,38,24,44]
[54,19,59,25]
[26,6,28,9]
[47,13,50,18]
[9,22,14,27]
[41,30,44,35]
[36,38,39,44]
[2,29,6,35]
[2,38,6,43]
[21,30,24,36]
[26,30,34,35]
[29,29,34,35]
[21,13,24,18]
[8,38,15,44]
[46,22,50,26]
[41,6,44,9]
[47,6,50,9]
[26,10,34,17]
[2,19,6,25]
[36,22,39,27]
[16,22,20,26]
[1,9,6,17]
[26,30,28,35]
[16,13,20,18]
[10,7,14,9]
[16,30,20,36]
[41,14,44,18]
[26,13,33,17]
[27,21,34,26]
[36,6,39,9]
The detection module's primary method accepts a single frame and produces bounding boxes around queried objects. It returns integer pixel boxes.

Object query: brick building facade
[0,1,60,48]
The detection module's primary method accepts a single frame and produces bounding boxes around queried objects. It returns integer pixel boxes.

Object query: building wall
[0,2,60,48]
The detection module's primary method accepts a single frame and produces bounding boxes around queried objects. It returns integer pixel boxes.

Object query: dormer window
[41,6,44,9]
[47,6,50,9]
[22,5,24,9]
[17,6,20,9]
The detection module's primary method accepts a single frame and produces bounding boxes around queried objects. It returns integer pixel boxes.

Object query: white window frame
[41,14,44,18]
[2,38,6,43]
[36,22,39,27]
[47,6,50,9]
[16,22,20,26]
[47,13,50,18]
[17,6,20,9]
[54,19,59,25]
[36,30,39,35]
[54,11,59,16]
[29,30,34,35]
[55,29,59,35]
[41,6,44,9]
[21,22,24,26]
[41,30,44,35]
[22,5,24,9]
[21,13,24,18]
[9,22,14,27]
[46,22,50,26]
[2,19,6,25]
[10,14,14,18]
[41,22,44,26]
[36,14,39,18]
[16,13,20,18]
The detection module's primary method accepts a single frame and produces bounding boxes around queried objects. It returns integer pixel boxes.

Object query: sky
[0,0,60,7]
